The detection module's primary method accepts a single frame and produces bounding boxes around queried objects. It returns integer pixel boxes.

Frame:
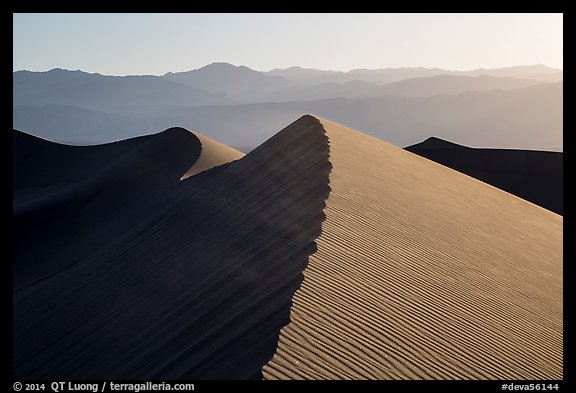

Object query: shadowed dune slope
[264,117,562,380]
[405,137,563,215]
[13,128,241,289]
[14,119,330,379]
[14,128,201,289]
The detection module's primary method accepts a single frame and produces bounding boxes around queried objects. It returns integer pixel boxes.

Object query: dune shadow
[13,116,332,379]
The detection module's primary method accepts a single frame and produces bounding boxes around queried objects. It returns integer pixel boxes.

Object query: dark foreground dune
[14,129,244,289]
[13,116,562,380]
[405,137,563,215]
[14,124,330,379]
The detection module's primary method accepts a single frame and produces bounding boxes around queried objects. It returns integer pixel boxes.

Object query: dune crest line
[13,120,332,379]
[263,116,562,380]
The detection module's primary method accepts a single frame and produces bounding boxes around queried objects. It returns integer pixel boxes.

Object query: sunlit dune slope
[181,133,244,180]
[264,116,562,380]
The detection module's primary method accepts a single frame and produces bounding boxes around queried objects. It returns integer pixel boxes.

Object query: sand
[13,116,562,380]
[263,116,562,379]
[13,128,241,289]
[406,137,563,215]
[13,122,330,379]
[180,134,244,180]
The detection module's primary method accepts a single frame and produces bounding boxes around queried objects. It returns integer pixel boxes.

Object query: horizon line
[12,62,563,77]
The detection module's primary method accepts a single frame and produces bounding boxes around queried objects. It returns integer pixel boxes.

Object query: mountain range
[13,63,563,151]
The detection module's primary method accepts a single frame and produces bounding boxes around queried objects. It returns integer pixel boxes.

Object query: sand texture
[13,116,562,380]
[406,137,563,215]
[263,116,562,380]
[14,123,330,379]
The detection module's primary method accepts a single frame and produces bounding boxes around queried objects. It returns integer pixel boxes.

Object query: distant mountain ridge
[13,82,563,152]
[13,68,237,113]
[13,63,563,151]
[15,63,562,106]
[163,62,294,101]
[260,75,545,102]
[267,64,562,85]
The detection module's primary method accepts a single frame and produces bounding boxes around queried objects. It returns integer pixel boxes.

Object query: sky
[13,13,563,75]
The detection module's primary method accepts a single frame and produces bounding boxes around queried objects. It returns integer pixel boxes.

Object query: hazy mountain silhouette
[162,63,561,103]
[259,80,381,102]
[14,64,561,109]
[269,66,454,85]
[163,62,294,101]
[267,66,342,81]
[464,64,563,82]
[14,82,562,152]
[267,64,562,85]
[13,68,237,114]
[261,75,544,102]
[12,63,562,150]
[13,104,138,144]
[374,75,544,97]
[406,137,563,215]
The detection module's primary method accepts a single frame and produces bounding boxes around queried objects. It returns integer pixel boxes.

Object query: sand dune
[406,137,563,215]
[180,134,244,180]
[13,128,241,290]
[13,116,562,380]
[263,117,562,380]
[13,122,330,379]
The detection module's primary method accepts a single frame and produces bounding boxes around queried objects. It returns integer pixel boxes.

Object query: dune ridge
[13,115,562,380]
[13,119,331,379]
[14,128,201,289]
[13,128,243,289]
[180,134,244,180]
[405,137,563,215]
[263,116,562,380]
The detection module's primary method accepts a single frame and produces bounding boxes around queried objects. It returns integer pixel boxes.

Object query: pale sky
[13,13,563,75]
